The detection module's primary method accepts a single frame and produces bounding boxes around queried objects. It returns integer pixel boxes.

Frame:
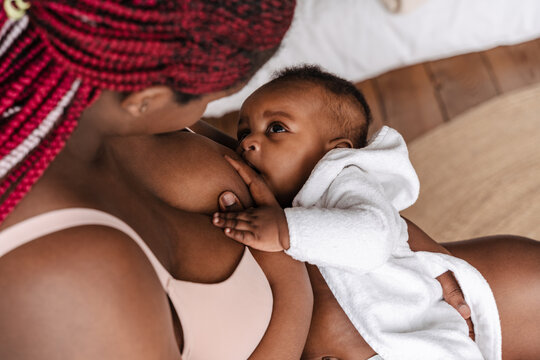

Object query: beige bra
[0,208,273,360]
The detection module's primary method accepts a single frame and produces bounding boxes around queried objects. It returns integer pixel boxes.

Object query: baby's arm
[284,165,401,272]
[213,157,401,273]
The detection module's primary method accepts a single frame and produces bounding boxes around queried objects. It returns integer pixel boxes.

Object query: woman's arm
[284,166,400,273]
[210,195,314,357]
[248,250,313,360]
[216,189,313,359]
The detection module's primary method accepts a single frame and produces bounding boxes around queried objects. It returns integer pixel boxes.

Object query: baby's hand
[213,155,290,252]
[213,206,290,252]
[436,271,475,340]
[223,155,279,207]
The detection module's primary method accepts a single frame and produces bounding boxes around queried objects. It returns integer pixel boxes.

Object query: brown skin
[213,155,292,251]
[211,81,540,359]
[410,227,540,360]
[1,85,539,359]
[236,82,353,206]
[216,189,540,360]
[0,87,313,360]
[210,79,480,357]
[213,82,353,250]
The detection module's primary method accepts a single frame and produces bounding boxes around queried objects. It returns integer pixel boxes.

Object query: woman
[0,1,313,359]
[0,2,538,360]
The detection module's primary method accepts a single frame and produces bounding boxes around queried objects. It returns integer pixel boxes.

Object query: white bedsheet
[204,0,540,117]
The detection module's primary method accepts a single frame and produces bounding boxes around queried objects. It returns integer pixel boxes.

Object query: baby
[213,65,500,360]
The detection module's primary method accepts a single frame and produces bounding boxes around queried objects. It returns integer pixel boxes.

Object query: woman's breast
[105,132,254,282]
[124,132,254,215]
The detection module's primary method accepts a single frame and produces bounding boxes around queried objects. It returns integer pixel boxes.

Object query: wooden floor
[206,37,540,143]
[362,37,540,142]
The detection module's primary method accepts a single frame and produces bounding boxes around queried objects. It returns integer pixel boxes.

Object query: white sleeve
[284,166,402,273]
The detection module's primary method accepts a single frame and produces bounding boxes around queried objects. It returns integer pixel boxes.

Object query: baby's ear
[328,137,353,150]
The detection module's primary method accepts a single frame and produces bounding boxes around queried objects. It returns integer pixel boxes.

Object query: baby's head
[237,65,372,205]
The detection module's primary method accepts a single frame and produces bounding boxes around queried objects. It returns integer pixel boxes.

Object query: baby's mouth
[244,159,262,175]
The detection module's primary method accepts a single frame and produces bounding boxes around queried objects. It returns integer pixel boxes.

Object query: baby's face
[237,82,333,206]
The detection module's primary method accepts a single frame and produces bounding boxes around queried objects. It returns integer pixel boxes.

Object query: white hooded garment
[284,126,501,360]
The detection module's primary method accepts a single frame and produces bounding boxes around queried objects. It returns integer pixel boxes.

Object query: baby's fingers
[212,212,253,230]
[224,155,258,184]
[223,228,257,247]
[214,210,253,221]
[224,155,278,206]
[466,318,475,341]
[437,271,471,319]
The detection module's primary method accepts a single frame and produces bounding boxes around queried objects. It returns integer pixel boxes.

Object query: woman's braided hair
[0,0,295,223]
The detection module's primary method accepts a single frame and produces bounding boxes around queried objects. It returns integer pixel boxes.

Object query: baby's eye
[267,123,287,134]
[237,129,250,142]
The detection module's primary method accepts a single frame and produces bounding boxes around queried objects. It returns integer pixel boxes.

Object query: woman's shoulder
[0,224,180,358]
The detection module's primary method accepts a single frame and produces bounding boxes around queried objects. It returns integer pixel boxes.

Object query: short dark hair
[268,65,372,148]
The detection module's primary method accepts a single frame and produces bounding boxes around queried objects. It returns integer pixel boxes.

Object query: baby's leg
[445,236,540,360]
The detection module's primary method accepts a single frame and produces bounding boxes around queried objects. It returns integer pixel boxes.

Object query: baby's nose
[241,136,260,152]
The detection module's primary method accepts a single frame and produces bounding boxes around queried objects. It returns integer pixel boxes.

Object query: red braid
[0,0,296,223]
